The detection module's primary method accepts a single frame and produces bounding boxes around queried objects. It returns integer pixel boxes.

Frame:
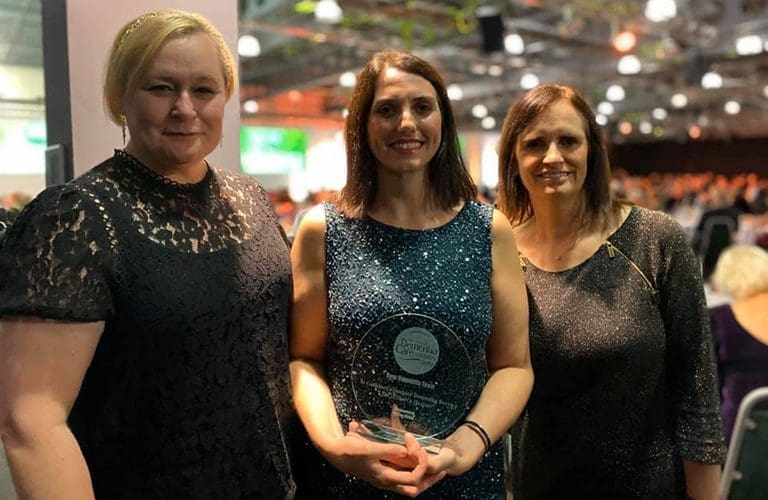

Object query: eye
[559,135,579,147]
[195,87,219,97]
[375,103,396,118]
[147,84,174,93]
[523,138,546,151]
[414,101,435,116]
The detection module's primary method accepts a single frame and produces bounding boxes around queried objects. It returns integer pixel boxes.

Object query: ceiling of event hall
[240,0,768,143]
[2,0,768,143]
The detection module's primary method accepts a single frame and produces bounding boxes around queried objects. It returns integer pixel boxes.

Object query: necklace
[553,228,582,261]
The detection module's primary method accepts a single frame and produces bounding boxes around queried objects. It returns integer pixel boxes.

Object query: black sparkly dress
[0,151,295,499]
[293,200,506,499]
[512,206,726,499]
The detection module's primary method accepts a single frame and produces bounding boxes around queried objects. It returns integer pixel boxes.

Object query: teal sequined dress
[293,200,506,499]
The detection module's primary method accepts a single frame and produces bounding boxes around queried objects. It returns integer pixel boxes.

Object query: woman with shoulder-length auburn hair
[497,83,726,500]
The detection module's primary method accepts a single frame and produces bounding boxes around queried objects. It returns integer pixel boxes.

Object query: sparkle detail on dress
[301,199,507,499]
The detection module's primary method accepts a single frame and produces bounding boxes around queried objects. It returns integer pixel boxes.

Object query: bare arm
[683,461,720,500]
[0,317,103,500]
[429,210,533,476]
[289,206,439,496]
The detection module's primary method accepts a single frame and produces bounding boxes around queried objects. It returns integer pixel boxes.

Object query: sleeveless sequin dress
[293,200,506,499]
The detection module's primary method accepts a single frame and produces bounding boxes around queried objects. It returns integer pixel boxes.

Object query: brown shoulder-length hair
[497,83,621,228]
[336,49,476,217]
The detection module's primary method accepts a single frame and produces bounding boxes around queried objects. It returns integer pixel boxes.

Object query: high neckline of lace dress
[114,149,214,194]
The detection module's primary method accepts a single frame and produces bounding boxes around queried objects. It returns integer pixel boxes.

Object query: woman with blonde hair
[0,10,295,498]
[710,244,768,443]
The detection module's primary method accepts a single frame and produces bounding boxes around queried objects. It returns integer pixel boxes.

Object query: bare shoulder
[293,204,327,241]
[490,209,518,250]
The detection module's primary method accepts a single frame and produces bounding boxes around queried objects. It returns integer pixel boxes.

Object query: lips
[388,139,424,151]
[539,171,571,180]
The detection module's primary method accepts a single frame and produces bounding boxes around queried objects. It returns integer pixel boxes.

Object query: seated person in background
[709,244,768,443]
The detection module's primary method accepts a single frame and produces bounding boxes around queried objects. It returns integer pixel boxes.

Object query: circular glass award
[350,313,483,453]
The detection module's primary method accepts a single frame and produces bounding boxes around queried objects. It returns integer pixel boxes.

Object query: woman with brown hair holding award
[289,49,533,498]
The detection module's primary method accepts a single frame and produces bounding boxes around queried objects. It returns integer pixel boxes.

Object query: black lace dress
[0,150,295,499]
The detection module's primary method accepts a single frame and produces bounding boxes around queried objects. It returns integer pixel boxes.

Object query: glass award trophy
[351,312,483,454]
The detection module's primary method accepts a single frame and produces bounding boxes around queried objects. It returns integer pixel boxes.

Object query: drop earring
[120,114,127,146]
[219,135,223,148]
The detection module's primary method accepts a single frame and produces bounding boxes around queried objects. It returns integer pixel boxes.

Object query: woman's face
[366,67,442,175]
[122,33,226,172]
[514,99,589,201]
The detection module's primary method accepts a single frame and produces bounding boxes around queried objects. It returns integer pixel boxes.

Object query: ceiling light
[595,114,608,126]
[639,120,652,134]
[606,84,625,102]
[612,31,637,53]
[735,35,763,56]
[520,73,539,90]
[472,104,489,119]
[339,71,357,87]
[763,85,768,98]
[597,101,614,115]
[670,93,688,108]
[447,84,464,101]
[688,124,701,139]
[238,35,261,57]
[504,33,525,55]
[617,55,641,75]
[724,101,741,115]
[342,108,349,118]
[701,71,722,89]
[315,0,343,24]
[652,107,668,120]
[242,100,259,113]
[481,116,496,129]
[645,0,677,23]
[619,121,633,135]
[471,63,488,75]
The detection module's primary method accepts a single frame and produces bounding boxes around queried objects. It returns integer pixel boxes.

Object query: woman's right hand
[324,422,446,497]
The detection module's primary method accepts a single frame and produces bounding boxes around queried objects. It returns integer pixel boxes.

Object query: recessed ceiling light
[617,55,641,75]
[652,107,668,120]
[472,104,488,118]
[724,100,741,115]
[597,101,615,115]
[670,93,688,108]
[606,84,626,102]
[447,84,464,101]
[519,73,539,89]
[339,72,356,87]
[238,35,261,57]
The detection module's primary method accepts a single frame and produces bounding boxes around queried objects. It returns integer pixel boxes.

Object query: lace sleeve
[0,184,115,321]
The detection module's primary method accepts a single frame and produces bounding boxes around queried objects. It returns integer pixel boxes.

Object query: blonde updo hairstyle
[712,244,768,300]
[103,9,236,126]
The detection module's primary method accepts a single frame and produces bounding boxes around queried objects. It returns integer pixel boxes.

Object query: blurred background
[1,0,767,243]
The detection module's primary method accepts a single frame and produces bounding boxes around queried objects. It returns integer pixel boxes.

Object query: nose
[543,141,563,164]
[171,90,195,117]
[398,108,417,132]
